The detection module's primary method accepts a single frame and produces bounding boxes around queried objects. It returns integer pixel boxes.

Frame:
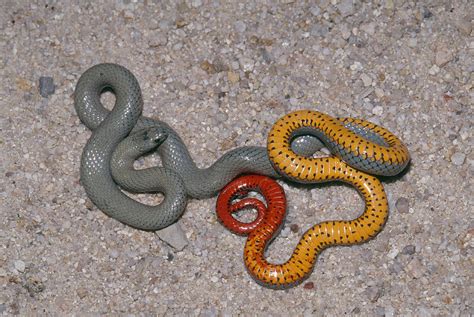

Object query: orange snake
[216,110,410,289]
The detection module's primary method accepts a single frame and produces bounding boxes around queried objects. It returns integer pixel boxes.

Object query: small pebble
[227,71,240,84]
[303,282,314,289]
[351,307,361,314]
[389,259,404,274]
[39,77,55,98]
[290,224,299,233]
[454,16,472,35]
[375,306,385,317]
[85,199,95,211]
[450,152,465,166]
[239,57,254,72]
[25,276,45,295]
[407,38,417,48]
[387,247,399,259]
[76,288,88,299]
[200,306,218,317]
[402,245,416,255]
[385,305,395,317]
[310,6,321,16]
[200,60,218,74]
[406,258,425,279]
[350,61,363,71]
[360,73,372,86]
[361,22,376,36]
[280,226,291,238]
[372,106,384,116]
[260,48,272,63]
[14,260,26,273]
[234,21,246,33]
[337,0,355,17]
[374,88,385,98]
[421,7,433,19]
[148,33,168,47]
[435,44,454,67]
[340,24,351,40]
[155,223,189,251]
[109,249,119,259]
[395,197,409,214]
[428,65,440,75]
[191,0,202,8]
[365,284,384,302]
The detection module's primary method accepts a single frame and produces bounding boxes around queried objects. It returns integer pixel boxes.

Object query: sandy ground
[1,1,473,316]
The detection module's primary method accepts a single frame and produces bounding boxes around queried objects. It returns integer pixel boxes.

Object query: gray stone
[450,152,465,165]
[337,0,355,17]
[406,258,425,279]
[39,77,55,97]
[148,33,168,47]
[25,276,45,295]
[454,16,472,35]
[109,249,119,259]
[375,306,385,316]
[389,259,404,274]
[395,197,409,214]
[239,57,254,72]
[234,20,246,33]
[421,7,433,19]
[402,245,416,255]
[372,106,383,116]
[365,284,384,302]
[155,223,188,251]
[435,44,455,67]
[191,0,202,8]
[200,306,218,317]
[310,6,321,16]
[280,226,291,238]
[14,260,25,273]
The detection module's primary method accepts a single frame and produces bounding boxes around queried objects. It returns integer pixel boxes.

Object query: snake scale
[74,63,322,230]
[216,110,409,289]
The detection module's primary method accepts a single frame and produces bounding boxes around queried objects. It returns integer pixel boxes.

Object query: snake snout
[129,127,168,153]
[143,127,168,145]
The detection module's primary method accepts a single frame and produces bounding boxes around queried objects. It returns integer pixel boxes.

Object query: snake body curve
[268,110,410,178]
[75,64,188,230]
[216,111,410,289]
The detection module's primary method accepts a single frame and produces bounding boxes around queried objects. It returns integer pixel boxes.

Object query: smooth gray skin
[111,127,187,226]
[75,64,187,230]
[74,63,324,230]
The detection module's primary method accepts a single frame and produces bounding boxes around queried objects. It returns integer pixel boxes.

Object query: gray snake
[74,63,324,230]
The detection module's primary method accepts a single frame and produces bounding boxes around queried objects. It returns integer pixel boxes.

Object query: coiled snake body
[216,110,410,289]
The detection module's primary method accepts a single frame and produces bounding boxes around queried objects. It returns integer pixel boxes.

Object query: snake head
[131,127,169,153]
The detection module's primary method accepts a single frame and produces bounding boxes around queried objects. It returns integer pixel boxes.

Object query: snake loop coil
[216,110,410,289]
